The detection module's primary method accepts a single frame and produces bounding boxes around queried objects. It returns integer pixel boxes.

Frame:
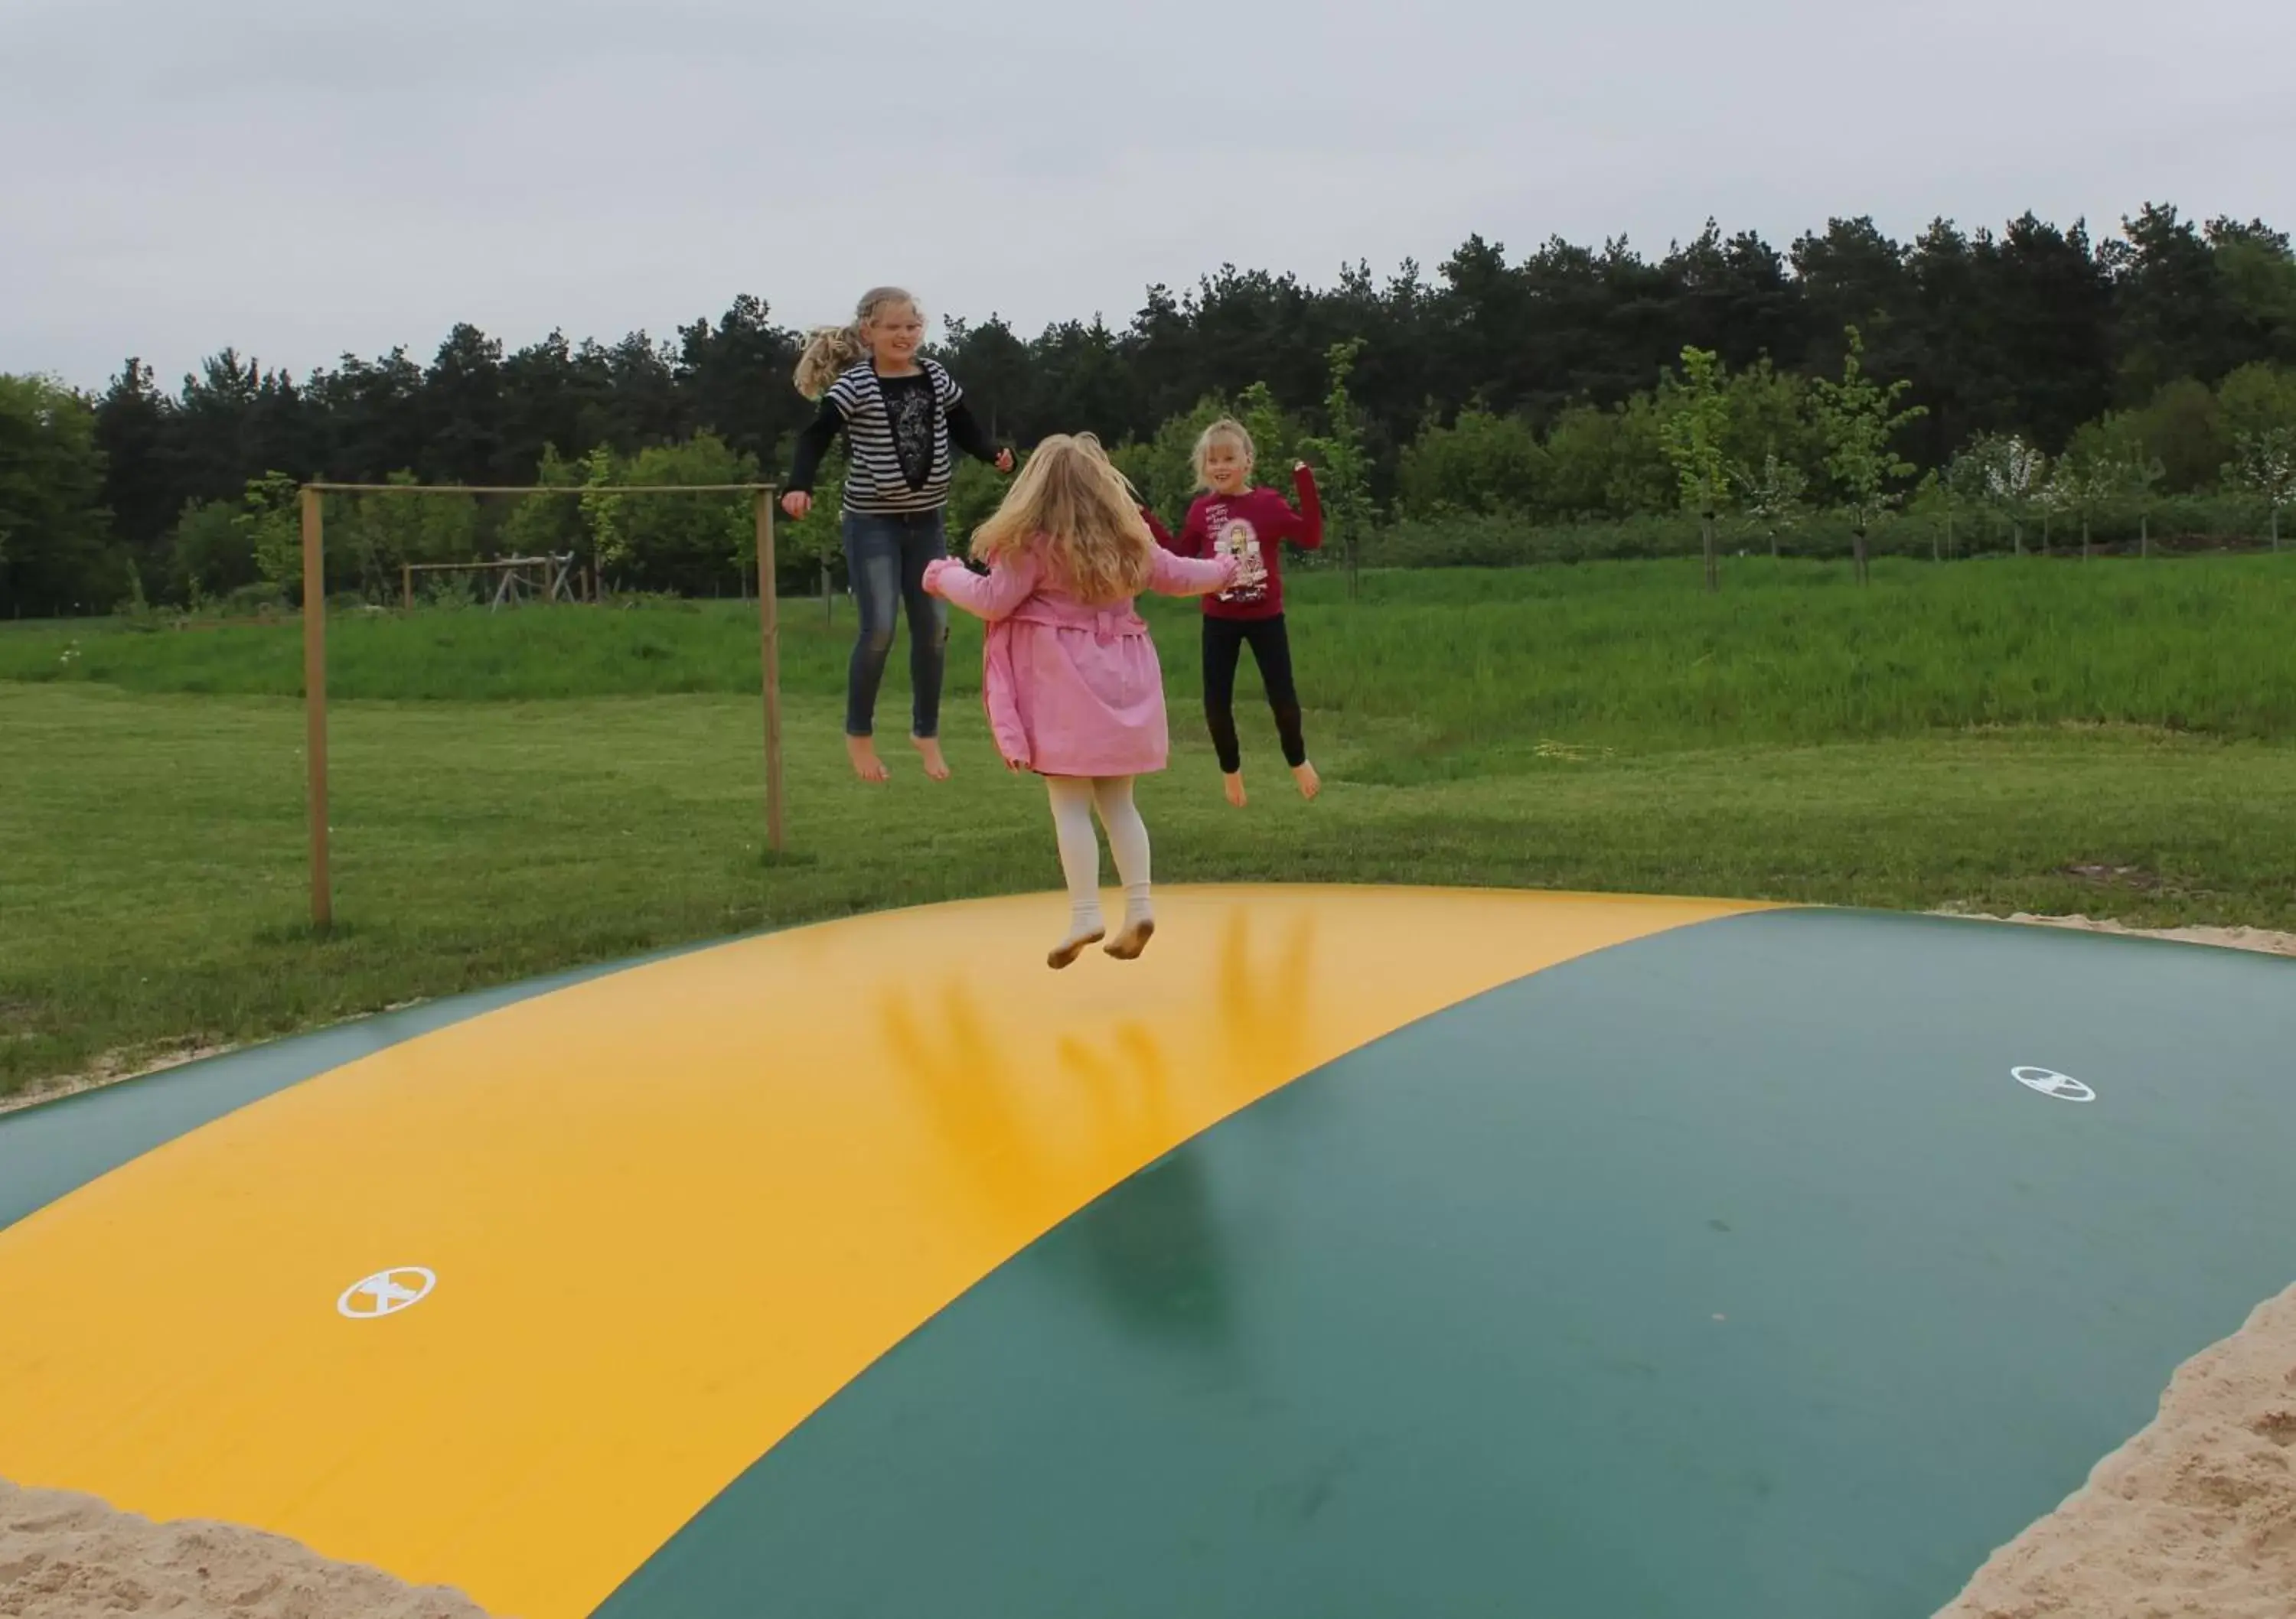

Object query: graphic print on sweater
[1208,507,1268,604]
[884,377,938,490]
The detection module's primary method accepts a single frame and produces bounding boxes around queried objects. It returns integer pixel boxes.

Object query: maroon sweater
[1150,467,1322,621]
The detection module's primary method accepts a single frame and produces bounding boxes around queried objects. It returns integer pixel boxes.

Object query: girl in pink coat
[925,434,1237,968]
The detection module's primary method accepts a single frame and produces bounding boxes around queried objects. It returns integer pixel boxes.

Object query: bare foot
[1222,771,1247,809]
[1293,760,1322,800]
[846,735,890,783]
[1104,915,1156,960]
[911,735,951,781]
[1048,922,1107,970]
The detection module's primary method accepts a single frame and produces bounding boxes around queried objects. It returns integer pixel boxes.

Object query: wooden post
[302,487,331,930]
[401,562,413,611]
[755,490,785,855]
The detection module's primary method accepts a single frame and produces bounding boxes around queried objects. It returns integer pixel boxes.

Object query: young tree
[2065,412,2164,555]
[1967,432,2046,555]
[2226,426,2296,551]
[1300,340,1374,599]
[1906,471,1949,562]
[1658,346,1731,591]
[2040,455,2112,559]
[1806,327,1924,584]
[1732,448,1808,559]
[2119,447,2167,556]
[577,444,627,594]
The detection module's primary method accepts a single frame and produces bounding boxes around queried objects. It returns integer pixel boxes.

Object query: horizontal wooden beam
[303,482,778,495]
[403,558,570,574]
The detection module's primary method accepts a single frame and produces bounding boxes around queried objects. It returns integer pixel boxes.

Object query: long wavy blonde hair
[794,286,918,399]
[971,434,1156,607]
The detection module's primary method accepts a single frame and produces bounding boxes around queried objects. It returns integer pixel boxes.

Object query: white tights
[1045,775,1151,937]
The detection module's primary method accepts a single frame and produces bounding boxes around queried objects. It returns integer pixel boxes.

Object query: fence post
[302,487,331,930]
[756,489,785,855]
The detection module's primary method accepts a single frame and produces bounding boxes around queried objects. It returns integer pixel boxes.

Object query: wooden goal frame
[297,480,785,930]
[401,553,585,610]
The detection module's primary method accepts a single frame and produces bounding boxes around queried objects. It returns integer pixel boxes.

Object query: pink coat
[923,539,1236,777]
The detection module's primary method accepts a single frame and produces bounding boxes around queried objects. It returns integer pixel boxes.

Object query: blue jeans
[843,509,949,739]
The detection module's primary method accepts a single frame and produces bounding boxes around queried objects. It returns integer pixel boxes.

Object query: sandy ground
[1937,1280,2296,1617]
[1949,911,2296,959]
[0,1481,495,1617]
[0,1045,233,1119]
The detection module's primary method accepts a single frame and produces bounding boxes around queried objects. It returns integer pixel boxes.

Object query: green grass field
[5,555,2294,1097]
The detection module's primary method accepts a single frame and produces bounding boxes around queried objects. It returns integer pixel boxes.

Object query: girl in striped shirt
[783,287,1013,783]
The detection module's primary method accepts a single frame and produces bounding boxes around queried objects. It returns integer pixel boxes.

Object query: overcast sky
[5,0,2294,392]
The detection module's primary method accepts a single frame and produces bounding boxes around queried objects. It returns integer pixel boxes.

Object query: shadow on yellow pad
[0,885,1758,1617]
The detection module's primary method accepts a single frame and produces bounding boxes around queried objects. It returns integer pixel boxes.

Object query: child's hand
[1293,460,1311,474]
[994,448,1016,474]
[1003,755,1026,774]
[781,490,813,520]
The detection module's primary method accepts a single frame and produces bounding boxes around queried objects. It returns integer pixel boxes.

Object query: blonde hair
[971,434,1156,607]
[794,286,920,399]
[1192,418,1256,489]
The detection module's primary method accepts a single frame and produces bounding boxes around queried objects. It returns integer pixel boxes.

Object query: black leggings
[1202,614,1306,774]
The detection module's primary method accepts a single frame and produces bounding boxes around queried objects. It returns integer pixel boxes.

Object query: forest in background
[5,201,2296,616]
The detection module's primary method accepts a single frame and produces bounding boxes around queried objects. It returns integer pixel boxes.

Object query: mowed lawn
[4,555,2294,1096]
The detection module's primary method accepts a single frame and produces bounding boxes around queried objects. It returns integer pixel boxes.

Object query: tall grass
[1362,497,2285,568]
[8,558,2292,763]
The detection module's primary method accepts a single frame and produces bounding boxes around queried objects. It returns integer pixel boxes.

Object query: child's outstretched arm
[1277,462,1324,549]
[947,400,1016,474]
[1140,507,1180,552]
[1148,546,1239,598]
[923,551,1039,621]
[781,397,843,519]
[1163,498,1210,559]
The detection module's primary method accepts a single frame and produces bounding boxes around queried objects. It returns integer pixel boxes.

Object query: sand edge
[0,1478,502,1618]
[1935,1279,2296,1617]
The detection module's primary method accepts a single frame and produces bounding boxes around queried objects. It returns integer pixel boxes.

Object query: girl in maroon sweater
[1148,419,1323,807]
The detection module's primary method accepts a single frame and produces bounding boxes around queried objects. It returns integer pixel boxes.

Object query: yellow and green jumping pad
[3,886,2293,1617]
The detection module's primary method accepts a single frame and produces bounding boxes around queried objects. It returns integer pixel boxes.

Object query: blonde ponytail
[794,324,866,399]
[792,285,921,400]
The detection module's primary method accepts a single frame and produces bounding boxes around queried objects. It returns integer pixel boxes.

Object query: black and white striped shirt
[787,360,1000,516]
